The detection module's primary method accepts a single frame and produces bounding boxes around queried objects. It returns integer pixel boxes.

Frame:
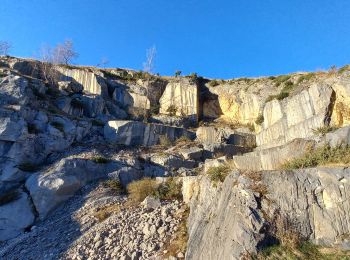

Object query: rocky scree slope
[1,57,350,259]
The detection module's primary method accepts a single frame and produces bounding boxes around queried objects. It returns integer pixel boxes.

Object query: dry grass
[159,135,173,147]
[93,204,120,222]
[154,178,183,201]
[163,206,189,258]
[207,164,232,184]
[127,178,159,204]
[102,179,124,194]
[312,125,339,136]
[282,145,350,170]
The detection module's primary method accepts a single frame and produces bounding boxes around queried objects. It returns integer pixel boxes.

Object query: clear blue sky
[1,0,350,79]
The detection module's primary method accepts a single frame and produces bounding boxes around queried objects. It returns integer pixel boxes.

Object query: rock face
[104,120,195,146]
[185,167,350,259]
[0,189,35,241]
[25,158,121,219]
[58,67,108,96]
[159,79,198,122]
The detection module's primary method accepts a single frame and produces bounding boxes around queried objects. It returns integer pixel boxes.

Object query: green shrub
[282,145,350,170]
[127,178,159,203]
[175,70,182,77]
[154,178,183,201]
[51,121,64,132]
[0,190,20,206]
[312,125,339,136]
[207,164,231,183]
[18,163,39,172]
[92,156,110,164]
[255,114,264,125]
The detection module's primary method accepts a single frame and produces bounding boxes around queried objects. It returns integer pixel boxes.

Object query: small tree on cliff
[52,39,78,65]
[0,41,12,56]
[143,45,156,74]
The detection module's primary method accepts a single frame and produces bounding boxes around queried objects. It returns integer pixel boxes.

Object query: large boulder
[0,116,27,142]
[104,120,195,147]
[0,189,35,241]
[25,158,121,219]
[0,74,29,105]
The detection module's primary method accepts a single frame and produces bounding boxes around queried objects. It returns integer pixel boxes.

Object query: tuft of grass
[18,163,39,172]
[103,179,124,194]
[296,73,315,84]
[282,144,350,170]
[338,65,350,74]
[312,125,339,136]
[93,204,120,222]
[255,114,264,125]
[51,121,64,132]
[159,135,173,147]
[127,178,159,204]
[92,156,110,164]
[163,206,189,258]
[175,135,192,145]
[154,177,183,201]
[0,190,20,206]
[207,164,231,183]
[274,75,291,87]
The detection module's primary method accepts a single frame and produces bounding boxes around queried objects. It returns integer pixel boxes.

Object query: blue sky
[1,0,350,79]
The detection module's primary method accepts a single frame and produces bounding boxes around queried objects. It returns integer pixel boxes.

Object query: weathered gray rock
[0,117,27,141]
[57,81,83,94]
[141,196,161,209]
[0,74,29,105]
[257,84,334,148]
[104,120,195,147]
[150,154,197,170]
[179,147,203,161]
[196,126,256,147]
[0,189,35,241]
[25,158,121,219]
[108,167,143,188]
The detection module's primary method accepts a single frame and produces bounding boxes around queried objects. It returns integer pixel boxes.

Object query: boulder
[0,74,29,105]
[0,117,27,142]
[0,189,35,241]
[57,81,83,94]
[141,196,161,209]
[108,167,143,188]
[150,154,197,170]
[104,120,195,147]
[179,147,203,161]
[25,158,121,219]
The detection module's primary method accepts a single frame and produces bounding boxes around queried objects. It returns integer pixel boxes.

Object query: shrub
[274,75,291,87]
[93,204,120,222]
[255,114,264,125]
[166,104,178,116]
[159,135,173,146]
[338,65,350,74]
[207,164,231,183]
[92,156,110,164]
[282,144,350,170]
[208,80,220,87]
[154,178,183,201]
[51,121,64,132]
[312,125,338,136]
[175,70,182,77]
[296,73,315,84]
[103,179,123,194]
[18,163,39,172]
[0,189,20,206]
[268,76,276,80]
[127,178,159,204]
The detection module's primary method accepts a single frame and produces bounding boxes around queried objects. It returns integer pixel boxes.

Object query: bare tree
[96,57,109,68]
[143,45,156,74]
[0,41,12,56]
[35,44,59,85]
[52,39,78,65]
